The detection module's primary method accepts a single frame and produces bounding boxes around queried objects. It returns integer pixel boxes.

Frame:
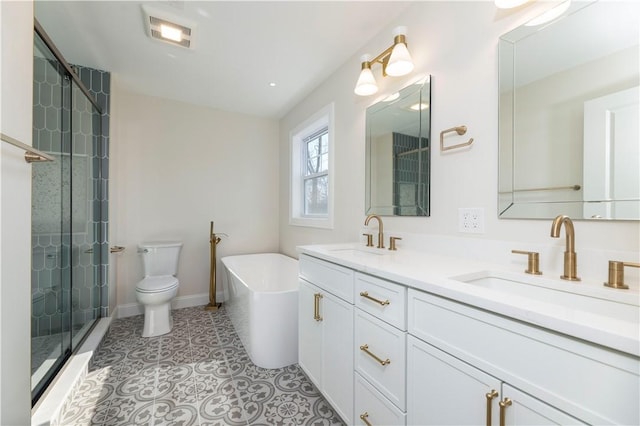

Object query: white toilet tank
[139,241,182,277]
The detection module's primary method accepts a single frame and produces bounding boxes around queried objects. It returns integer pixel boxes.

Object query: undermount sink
[450,270,640,324]
[327,246,390,257]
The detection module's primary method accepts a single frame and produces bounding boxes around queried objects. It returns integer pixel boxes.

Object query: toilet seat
[136,276,179,293]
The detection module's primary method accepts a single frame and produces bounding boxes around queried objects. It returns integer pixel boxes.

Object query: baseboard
[116,293,211,318]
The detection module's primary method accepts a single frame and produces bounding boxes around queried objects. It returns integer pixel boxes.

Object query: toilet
[135,241,182,337]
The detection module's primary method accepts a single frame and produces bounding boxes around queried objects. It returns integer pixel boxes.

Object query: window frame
[289,103,335,229]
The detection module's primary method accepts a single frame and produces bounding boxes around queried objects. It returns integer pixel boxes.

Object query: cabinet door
[499,384,585,426]
[407,336,501,426]
[298,279,323,387]
[322,291,355,424]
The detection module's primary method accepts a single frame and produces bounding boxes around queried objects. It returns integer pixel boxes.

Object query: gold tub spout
[550,215,580,281]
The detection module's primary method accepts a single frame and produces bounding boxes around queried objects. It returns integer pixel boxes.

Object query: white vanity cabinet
[298,255,354,424]
[407,288,639,425]
[297,248,639,426]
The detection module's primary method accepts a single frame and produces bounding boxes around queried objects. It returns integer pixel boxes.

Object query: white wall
[111,86,280,308]
[279,2,639,276]
[0,1,34,423]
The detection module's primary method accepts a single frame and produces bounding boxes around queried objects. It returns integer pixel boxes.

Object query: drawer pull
[485,389,499,426]
[359,291,390,306]
[499,397,512,426]
[359,412,372,426]
[313,293,323,321]
[359,344,391,366]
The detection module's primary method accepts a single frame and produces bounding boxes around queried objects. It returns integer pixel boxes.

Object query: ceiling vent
[142,5,196,49]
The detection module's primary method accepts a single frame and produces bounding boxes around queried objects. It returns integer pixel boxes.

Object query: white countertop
[298,243,640,357]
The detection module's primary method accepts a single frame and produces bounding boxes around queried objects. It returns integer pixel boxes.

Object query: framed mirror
[365,77,432,216]
[499,0,639,220]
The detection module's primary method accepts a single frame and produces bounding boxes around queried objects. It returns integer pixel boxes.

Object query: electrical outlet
[458,208,485,233]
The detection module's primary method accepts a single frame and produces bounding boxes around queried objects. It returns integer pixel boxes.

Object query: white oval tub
[221,253,299,369]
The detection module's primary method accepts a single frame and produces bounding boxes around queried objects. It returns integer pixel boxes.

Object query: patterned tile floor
[59,305,345,426]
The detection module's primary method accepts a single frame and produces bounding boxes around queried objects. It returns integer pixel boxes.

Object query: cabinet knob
[604,260,640,289]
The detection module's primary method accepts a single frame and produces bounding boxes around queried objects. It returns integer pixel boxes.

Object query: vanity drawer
[355,309,406,410]
[356,272,406,330]
[355,372,406,426]
[299,254,354,303]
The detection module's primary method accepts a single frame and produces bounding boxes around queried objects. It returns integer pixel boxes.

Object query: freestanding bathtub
[221,253,299,369]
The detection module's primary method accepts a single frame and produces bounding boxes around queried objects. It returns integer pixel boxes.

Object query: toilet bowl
[135,241,182,337]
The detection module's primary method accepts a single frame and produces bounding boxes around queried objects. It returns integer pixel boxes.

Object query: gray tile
[59,305,345,426]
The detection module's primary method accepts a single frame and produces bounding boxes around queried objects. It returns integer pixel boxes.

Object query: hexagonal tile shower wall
[31,29,110,402]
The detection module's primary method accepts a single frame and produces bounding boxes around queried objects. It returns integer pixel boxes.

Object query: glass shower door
[70,81,101,347]
[31,32,72,398]
[31,30,103,403]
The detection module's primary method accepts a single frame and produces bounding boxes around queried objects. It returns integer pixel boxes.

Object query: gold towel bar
[440,125,474,152]
[1,132,55,163]
[499,184,581,194]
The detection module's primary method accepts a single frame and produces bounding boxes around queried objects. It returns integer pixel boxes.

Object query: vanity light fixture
[354,26,415,96]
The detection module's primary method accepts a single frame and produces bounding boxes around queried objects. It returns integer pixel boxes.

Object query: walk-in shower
[31,21,110,403]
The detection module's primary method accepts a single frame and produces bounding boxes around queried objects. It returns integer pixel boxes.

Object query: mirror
[366,77,432,216]
[499,0,639,220]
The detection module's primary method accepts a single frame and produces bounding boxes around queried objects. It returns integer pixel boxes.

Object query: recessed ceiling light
[269,82,277,87]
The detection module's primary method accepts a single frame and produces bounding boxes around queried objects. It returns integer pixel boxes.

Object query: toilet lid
[137,276,179,293]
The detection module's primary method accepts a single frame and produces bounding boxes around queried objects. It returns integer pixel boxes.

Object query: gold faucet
[550,215,580,281]
[364,214,385,249]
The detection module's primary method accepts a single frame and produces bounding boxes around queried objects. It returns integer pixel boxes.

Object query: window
[290,103,334,228]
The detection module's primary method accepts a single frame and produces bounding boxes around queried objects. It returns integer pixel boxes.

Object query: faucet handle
[604,261,640,289]
[389,236,402,251]
[363,233,374,247]
[511,250,542,275]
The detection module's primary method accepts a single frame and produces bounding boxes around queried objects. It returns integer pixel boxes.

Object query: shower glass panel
[31,30,103,403]
[70,81,101,348]
[31,32,72,399]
